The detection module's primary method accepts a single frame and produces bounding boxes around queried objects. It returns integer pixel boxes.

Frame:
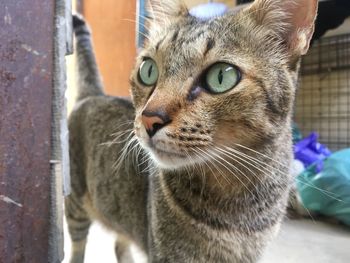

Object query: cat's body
[67,95,283,263]
[66,1,318,262]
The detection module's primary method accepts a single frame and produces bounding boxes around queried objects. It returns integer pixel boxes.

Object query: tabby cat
[66,0,318,262]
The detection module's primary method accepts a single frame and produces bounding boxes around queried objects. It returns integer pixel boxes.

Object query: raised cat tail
[73,14,104,101]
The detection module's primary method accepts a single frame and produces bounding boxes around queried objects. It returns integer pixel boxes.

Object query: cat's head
[130,0,318,169]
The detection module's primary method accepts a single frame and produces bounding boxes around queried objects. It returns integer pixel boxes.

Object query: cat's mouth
[136,130,195,169]
[135,121,209,169]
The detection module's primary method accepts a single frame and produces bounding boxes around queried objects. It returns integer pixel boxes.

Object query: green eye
[138,58,159,86]
[205,63,241,93]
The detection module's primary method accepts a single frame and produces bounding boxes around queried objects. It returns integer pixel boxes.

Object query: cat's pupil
[148,64,153,78]
[218,69,223,85]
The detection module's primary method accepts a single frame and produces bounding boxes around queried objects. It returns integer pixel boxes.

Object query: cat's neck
[160,164,261,203]
[155,156,289,231]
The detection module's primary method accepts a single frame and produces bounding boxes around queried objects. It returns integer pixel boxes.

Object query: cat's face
[130,0,317,169]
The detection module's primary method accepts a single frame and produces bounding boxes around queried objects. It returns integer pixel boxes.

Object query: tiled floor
[63,218,350,262]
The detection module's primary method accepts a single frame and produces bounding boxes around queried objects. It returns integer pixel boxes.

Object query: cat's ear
[147,0,188,24]
[248,0,318,57]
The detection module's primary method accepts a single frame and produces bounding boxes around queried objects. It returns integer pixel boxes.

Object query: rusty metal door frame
[0,0,72,262]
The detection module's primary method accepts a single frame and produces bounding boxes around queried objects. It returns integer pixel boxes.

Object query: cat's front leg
[115,234,135,263]
[65,194,92,263]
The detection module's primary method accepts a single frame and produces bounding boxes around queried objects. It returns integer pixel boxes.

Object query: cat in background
[66,0,318,262]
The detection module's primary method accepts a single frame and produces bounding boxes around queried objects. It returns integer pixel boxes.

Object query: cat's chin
[147,148,192,170]
[136,129,204,169]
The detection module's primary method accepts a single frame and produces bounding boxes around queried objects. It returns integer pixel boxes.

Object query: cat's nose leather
[141,110,171,138]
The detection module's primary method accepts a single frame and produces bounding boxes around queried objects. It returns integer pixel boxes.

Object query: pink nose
[141,110,171,138]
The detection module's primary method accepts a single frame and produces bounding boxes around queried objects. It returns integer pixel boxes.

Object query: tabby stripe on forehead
[171,30,179,43]
[155,35,167,51]
[204,38,215,57]
[183,30,205,45]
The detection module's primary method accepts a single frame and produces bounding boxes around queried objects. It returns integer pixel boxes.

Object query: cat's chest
[149,218,271,263]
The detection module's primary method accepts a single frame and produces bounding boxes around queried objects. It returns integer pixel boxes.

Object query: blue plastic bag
[294,132,331,173]
[297,149,350,226]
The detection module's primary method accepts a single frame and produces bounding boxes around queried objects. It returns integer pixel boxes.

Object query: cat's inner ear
[147,0,188,25]
[248,0,318,57]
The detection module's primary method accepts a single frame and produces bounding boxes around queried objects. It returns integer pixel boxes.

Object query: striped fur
[66,1,318,262]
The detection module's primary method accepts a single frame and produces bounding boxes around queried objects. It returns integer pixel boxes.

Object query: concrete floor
[63,218,350,262]
[261,219,350,263]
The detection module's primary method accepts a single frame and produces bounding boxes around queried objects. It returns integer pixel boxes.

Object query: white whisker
[226,145,343,202]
